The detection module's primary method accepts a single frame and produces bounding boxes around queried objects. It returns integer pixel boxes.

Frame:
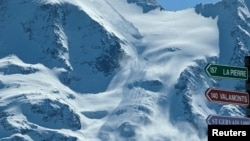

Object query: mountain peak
[127,0,163,12]
[0,0,250,140]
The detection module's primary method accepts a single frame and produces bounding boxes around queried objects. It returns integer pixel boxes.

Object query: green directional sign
[205,63,248,80]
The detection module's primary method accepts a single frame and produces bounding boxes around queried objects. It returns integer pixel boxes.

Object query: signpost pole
[244,56,250,118]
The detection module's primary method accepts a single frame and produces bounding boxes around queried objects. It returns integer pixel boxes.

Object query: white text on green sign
[205,63,248,80]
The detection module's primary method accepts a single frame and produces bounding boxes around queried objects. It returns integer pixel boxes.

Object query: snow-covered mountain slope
[0,0,249,140]
[195,0,250,114]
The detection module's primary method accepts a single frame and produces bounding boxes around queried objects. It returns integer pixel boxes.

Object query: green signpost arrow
[205,63,248,80]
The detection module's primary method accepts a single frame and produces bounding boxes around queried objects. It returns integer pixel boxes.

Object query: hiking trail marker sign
[206,114,250,125]
[205,88,249,106]
[205,63,248,80]
[205,62,250,125]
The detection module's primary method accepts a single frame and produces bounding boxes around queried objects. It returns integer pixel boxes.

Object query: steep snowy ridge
[179,0,250,130]
[169,0,250,136]
[0,0,131,94]
[195,0,250,94]
[127,0,163,12]
[0,0,128,140]
[0,0,250,141]
[195,0,250,65]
